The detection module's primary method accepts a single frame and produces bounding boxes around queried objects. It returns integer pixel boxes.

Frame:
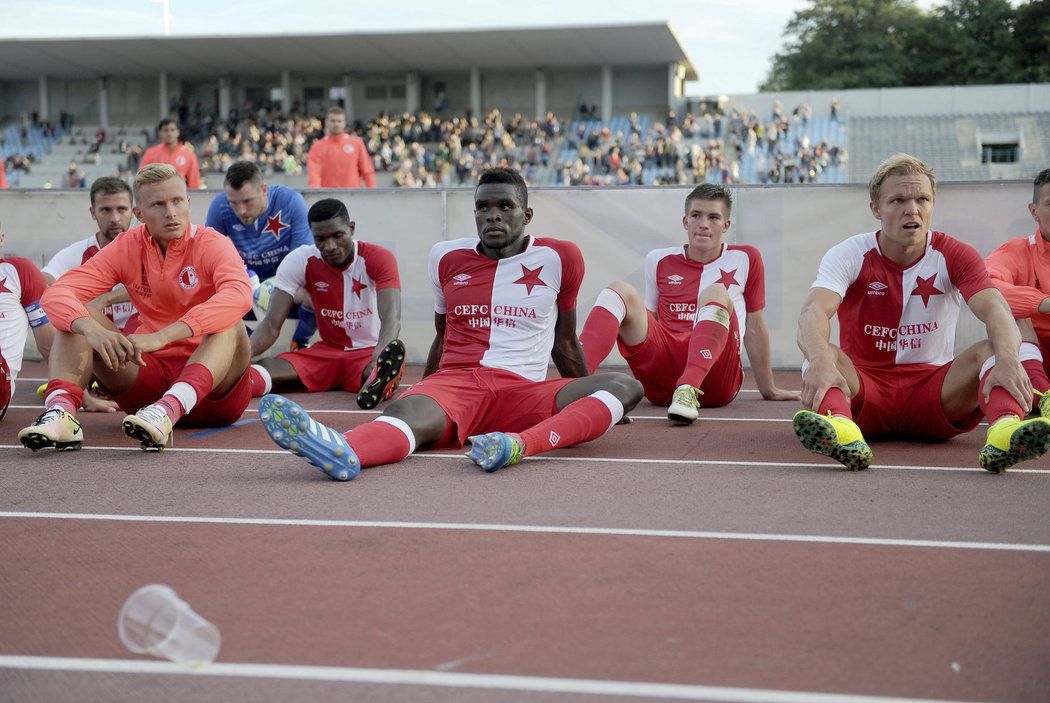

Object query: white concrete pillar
[342,74,355,122]
[281,69,292,111]
[158,71,168,119]
[469,66,481,118]
[535,68,546,120]
[601,65,613,123]
[38,75,49,120]
[405,71,421,114]
[98,78,109,128]
[218,76,232,120]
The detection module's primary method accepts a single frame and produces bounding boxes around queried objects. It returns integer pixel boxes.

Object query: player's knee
[607,281,642,307]
[604,373,644,411]
[698,283,731,307]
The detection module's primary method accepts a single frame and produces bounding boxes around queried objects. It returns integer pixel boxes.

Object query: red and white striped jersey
[274,240,399,350]
[0,256,48,379]
[430,236,584,382]
[813,230,992,367]
[644,244,764,339]
[42,233,137,330]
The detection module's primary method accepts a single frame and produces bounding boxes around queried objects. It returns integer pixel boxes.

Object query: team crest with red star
[351,277,367,298]
[514,265,546,295]
[0,277,11,295]
[262,211,287,240]
[910,274,943,307]
[716,268,739,288]
[178,266,199,290]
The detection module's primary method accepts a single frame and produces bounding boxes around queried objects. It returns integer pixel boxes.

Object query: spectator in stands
[140,118,202,189]
[306,106,376,189]
[0,161,7,189]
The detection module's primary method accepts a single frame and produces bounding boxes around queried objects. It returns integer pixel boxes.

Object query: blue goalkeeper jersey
[206,183,312,280]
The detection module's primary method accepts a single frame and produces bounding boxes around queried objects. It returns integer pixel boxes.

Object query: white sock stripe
[695,303,731,328]
[980,356,996,380]
[589,390,624,431]
[166,382,198,415]
[376,416,417,454]
[44,390,71,408]
[594,288,627,323]
[1019,342,1044,364]
[251,364,273,395]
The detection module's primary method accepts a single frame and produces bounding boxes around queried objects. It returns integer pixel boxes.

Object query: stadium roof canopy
[0,23,697,82]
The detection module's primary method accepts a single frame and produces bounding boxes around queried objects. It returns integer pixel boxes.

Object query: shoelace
[34,408,66,425]
[136,405,170,429]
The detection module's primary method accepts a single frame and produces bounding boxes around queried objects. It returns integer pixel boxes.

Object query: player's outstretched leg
[793,410,872,471]
[979,415,1050,474]
[467,432,525,472]
[357,339,407,410]
[259,394,360,481]
[18,408,84,452]
[121,404,174,451]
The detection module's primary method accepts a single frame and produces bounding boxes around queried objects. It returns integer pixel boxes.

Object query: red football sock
[675,302,731,388]
[519,391,622,457]
[579,289,626,374]
[157,363,214,425]
[342,417,414,468]
[248,365,272,398]
[979,366,1025,424]
[817,387,852,418]
[44,379,84,415]
[1020,342,1050,400]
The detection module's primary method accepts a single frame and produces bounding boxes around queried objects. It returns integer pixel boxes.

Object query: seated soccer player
[206,160,317,349]
[579,183,797,425]
[1,223,55,421]
[258,167,643,480]
[794,153,1050,473]
[248,198,405,409]
[19,164,254,452]
[985,168,1050,384]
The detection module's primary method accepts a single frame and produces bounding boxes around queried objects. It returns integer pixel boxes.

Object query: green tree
[1015,0,1050,82]
[910,0,1020,85]
[760,0,926,91]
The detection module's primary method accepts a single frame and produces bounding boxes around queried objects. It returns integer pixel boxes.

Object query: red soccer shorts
[276,341,375,393]
[618,310,742,407]
[851,361,982,440]
[398,367,574,448]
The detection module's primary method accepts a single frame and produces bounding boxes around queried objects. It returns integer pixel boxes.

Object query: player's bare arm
[249,289,296,358]
[551,308,588,378]
[30,320,55,362]
[422,313,446,377]
[744,309,798,401]
[363,288,403,382]
[797,286,850,409]
[968,288,1032,408]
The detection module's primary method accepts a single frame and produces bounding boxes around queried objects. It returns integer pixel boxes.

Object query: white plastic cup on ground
[118,584,221,666]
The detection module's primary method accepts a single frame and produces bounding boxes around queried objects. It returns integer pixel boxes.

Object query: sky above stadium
[0,0,943,96]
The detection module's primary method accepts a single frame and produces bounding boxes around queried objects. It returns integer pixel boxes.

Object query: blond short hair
[133,163,182,202]
[869,153,937,203]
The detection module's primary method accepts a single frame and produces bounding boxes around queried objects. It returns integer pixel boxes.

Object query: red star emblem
[261,211,287,240]
[716,268,739,288]
[0,277,11,295]
[351,277,367,298]
[514,264,547,295]
[910,274,943,307]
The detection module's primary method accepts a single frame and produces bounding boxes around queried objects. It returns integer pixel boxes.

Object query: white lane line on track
[0,656,977,703]
[2,511,1048,553]
[1,444,1046,473]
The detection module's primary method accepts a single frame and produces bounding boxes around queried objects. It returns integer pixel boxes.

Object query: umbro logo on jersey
[667,274,684,285]
[868,281,888,296]
[315,281,329,291]
[549,431,561,446]
[453,273,471,285]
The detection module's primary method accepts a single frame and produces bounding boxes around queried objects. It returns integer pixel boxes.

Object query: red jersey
[812,230,991,368]
[644,244,764,341]
[306,134,376,188]
[985,231,1050,346]
[42,233,137,330]
[429,236,584,382]
[273,241,399,349]
[140,142,201,188]
[41,223,251,356]
[0,161,8,189]
[0,256,49,378]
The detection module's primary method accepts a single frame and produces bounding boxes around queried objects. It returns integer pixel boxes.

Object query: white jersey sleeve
[811,232,875,297]
[273,245,314,297]
[643,249,661,313]
[42,235,96,280]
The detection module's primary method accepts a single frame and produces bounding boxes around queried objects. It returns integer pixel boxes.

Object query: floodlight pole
[150,0,173,36]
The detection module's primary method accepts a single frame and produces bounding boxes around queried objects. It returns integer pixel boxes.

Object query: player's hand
[127,332,167,366]
[83,327,137,371]
[761,387,802,402]
[800,357,848,410]
[82,391,119,413]
[982,358,1033,412]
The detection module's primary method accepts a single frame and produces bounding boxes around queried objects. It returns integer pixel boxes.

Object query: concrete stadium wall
[0,182,1034,369]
